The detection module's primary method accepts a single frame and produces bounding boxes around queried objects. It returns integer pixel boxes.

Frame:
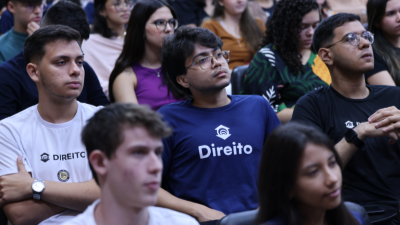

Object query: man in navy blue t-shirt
[157,26,281,223]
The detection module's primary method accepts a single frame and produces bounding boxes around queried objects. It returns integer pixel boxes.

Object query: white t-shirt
[0,102,102,225]
[61,199,200,225]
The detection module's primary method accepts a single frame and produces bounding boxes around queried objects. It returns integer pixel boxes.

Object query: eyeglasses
[112,0,134,12]
[186,51,230,71]
[21,2,46,13]
[153,19,178,31]
[324,31,374,48]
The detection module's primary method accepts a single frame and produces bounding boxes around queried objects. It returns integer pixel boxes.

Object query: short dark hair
[161,26,223,99]
[41,0,90,40]
[257,122,360,225]
[312,13,360,53]
[81,103,172,184]
[24,25,81,63]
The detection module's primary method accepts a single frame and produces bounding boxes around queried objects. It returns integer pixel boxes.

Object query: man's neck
[37,95,79,124]
[94,188,150,225]
[330,69,369,99]
[191,88,231,108]
[13,23,28,34]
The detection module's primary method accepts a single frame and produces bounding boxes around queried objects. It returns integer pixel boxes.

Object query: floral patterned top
[240,44,331,113]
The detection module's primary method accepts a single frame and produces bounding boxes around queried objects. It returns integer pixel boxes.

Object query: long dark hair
[92,0,116,38]
[212,0,263,55]
[367,0,400,85]
[257,123,360,225]
[263,0,320,75]
[108,0,177,102]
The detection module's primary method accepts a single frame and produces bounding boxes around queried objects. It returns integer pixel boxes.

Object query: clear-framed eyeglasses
[186,50,230,71]
[113,0,135,12]
[324,31,374,48]
[153,19,178,31]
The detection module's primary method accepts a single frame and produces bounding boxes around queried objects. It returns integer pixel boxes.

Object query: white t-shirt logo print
[215,125,231,140]
[345,121,355,129]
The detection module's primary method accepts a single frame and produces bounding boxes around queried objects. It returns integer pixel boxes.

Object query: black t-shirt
[365,50,388,80]
[262,1,276,19]
[0,50,109,120]
[168,0,209,26]
[292,85,400,208]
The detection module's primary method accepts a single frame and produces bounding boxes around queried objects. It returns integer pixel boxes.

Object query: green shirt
[0,28,28,64]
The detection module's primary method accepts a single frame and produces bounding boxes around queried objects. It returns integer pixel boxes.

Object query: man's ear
[7,1,16,14]
[26,63,40,83]
[89,150,109,178]
[318,48,333,66]
[176,75,190,89]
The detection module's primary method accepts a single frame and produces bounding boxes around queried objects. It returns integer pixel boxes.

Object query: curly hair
[263,0,320,75]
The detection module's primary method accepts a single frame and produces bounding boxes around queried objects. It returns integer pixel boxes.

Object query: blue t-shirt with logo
[158,95,281,214]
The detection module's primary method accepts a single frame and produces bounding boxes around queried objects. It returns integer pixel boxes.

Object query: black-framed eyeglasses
[153,19,178,31]
[112,0,134,12]
[324,31,374,48]
[186,50,230,71]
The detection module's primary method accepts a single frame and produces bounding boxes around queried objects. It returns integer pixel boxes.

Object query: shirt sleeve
[291,94,323,130]
[0,10,13,35]
[0,122,32,177]
[83,62,110,106]
[240,50,284,113]
[262,97,281,141]
[365,50,388,80]
[0,65,20,120]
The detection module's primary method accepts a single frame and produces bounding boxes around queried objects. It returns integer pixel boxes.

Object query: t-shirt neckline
[34,102,82,128]
[329,85,373,103]
[186,95,235,111]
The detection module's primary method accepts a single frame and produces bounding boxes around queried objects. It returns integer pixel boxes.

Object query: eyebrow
[340,30,365,40]
[53,55,84,60]
[192,48,220,62]
[303,154,335,170]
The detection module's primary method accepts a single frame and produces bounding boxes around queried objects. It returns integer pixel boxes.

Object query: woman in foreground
[257,123,366,225]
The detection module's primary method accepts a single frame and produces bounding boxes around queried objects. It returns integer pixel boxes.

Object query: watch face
[32,181,45,192]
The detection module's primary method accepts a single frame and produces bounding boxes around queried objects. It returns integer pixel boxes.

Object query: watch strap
[344,129,364,148]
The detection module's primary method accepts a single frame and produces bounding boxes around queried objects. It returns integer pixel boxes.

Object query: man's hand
[369,106,400,132]
[355,122,399,144]
[0,156,34,206]
[192,204,225,222]
[27,21,40,36]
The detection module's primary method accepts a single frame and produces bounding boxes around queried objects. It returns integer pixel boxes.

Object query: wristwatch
[344,129,364,148]
[32,179,45,200]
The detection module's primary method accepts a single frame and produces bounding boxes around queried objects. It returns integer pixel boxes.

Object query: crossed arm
[335,106,400,167]
[0,157,100,225]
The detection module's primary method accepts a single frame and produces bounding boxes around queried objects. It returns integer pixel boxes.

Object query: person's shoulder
[158,100,191,114]
[256,44,277,64]
[0,105,36,127]
[369,84,400,93]
[200,18,219,29]
[0,29,12,44]
[149,206,199,225]
[233,94,266,103]
[79,102,103,116]
[60,200,99,225]
[260,217,286,225]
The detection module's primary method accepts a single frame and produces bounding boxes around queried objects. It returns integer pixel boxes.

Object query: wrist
[354,126,365,141]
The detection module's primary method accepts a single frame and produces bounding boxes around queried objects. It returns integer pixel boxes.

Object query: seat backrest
[231,65,249,95]
[216,202,371,225]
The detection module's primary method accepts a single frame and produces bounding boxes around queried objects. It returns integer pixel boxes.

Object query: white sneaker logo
[345,121,354,129]
[215,125,231,140]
